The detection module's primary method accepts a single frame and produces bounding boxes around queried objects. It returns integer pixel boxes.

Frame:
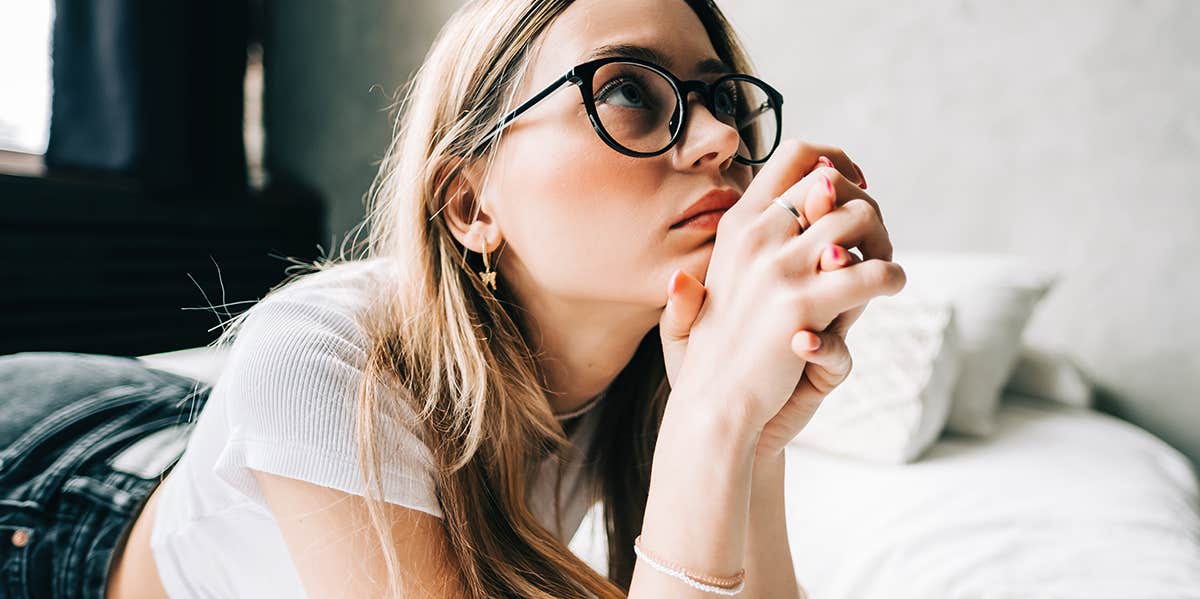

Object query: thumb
[659,269,706,342]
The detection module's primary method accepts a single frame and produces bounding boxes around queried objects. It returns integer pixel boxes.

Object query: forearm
[743,452,804,599]
[628,390,760,598]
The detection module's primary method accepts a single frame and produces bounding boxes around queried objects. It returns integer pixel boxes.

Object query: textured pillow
[789,292,961,464]
[893,251,1058,437]
[1003,345,1093,408]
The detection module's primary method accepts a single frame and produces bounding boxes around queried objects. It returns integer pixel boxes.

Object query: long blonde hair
[208,1,760,596]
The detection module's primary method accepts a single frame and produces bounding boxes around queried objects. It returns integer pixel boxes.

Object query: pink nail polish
[829,244,843,263]
[824,173,834,195]
[817,155,834,169]
[852,163,868,189]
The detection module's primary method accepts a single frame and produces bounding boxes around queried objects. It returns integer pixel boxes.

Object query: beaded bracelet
[633,534,746,596]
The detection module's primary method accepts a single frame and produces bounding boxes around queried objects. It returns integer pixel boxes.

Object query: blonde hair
[207,1,761,596]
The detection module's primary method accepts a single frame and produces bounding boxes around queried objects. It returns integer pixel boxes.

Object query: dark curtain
[44,0,250,198]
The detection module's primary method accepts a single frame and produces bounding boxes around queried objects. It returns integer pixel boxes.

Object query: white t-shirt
[150,257,608,598]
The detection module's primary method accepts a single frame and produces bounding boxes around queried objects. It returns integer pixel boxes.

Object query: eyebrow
[583,43,733,76]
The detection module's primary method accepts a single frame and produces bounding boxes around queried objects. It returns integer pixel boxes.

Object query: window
[0,0,54,154]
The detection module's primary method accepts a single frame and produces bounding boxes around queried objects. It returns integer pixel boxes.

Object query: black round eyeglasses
[469,56,785,165]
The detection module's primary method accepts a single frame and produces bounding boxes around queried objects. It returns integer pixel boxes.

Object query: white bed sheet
[572,394,1200,597]
[778,392,1200,598]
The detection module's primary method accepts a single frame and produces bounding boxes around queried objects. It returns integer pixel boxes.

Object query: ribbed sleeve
[210,286,443,519]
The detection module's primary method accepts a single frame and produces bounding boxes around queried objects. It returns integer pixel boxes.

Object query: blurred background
[2,0,1196,471]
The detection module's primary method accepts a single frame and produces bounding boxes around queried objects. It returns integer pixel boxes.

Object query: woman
[1,0,904,597]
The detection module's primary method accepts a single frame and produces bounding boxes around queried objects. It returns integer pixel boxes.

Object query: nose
[671,90,741,172]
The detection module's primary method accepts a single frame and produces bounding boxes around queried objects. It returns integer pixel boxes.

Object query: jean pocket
[0,384,152,480]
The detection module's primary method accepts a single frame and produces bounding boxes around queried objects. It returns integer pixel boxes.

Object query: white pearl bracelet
[632,542,746,596]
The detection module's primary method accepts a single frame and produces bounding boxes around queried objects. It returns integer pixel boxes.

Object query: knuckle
[828,146,851,164]
[774,138,817,170]
[865,260,906,293]
[776,138,807,159]
[809,142,844,159]
[863,196,885,224]
[888,262,908,293]
[845,198,875,225]
[861,259,895,290]
[767,246,796,279]
[881,237,897,263]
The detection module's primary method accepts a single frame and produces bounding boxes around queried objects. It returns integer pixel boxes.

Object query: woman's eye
[597,79,650,109]
[715,88,738,116]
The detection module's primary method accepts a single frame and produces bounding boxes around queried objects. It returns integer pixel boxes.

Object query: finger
[790,330,853,390]
[659,269,706,342]
[734,139,848,217]
[823,168,884,228]
[817,153,867,190]
[818,243,860,272]
[783,197,893,263]
[852,161,868,190]
[759,167,885,246]
[760,165,837,242]
[826,302,868,337]
[804,259,907,320]
[798,168,838,233]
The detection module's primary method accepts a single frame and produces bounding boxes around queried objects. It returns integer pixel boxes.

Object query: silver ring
[772,195,808,231]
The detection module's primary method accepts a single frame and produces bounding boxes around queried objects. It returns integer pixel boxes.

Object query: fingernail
[668,269,682,295]
[817,155,834,169]
[804,332,822,351]
[828,244,843,264]
[852,163,868,190]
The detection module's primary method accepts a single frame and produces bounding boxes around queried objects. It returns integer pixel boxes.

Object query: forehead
[525,0,728,88]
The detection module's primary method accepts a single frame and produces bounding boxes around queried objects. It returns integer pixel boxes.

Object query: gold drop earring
[479,244,498,291]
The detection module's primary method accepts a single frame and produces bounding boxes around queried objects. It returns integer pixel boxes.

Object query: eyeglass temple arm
[745,101,773,120]
[472,72,577,150]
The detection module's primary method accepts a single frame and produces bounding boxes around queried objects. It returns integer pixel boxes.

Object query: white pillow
[137,345,231,386]
[789,293,961,464]
[893,251,1058,437]
[1003,345,1093,408]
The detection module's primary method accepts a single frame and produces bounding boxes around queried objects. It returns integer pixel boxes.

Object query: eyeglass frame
[468,55,785,165]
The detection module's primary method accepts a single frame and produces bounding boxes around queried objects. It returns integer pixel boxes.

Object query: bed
[565,391,1200,598]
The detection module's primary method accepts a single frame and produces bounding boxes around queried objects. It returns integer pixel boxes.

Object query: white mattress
[571,393,1200,598]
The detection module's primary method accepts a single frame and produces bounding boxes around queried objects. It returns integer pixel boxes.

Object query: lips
[671,188,741,228]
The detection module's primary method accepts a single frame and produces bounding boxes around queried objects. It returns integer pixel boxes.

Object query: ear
[437,157,502,253]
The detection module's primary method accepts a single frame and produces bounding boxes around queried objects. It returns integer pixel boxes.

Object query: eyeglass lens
[591,61,779,162]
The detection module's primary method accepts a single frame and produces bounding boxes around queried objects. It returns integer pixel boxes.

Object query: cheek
[489,128,664,294]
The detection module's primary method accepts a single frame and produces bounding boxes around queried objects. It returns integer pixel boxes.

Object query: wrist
[754,443,787,467]
[751,449,786,490]
[663,383,762,456]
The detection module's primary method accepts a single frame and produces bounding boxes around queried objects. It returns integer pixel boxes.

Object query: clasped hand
[659,140,906,461]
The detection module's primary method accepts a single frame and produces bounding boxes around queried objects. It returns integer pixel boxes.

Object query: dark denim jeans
[0,352,211,599]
